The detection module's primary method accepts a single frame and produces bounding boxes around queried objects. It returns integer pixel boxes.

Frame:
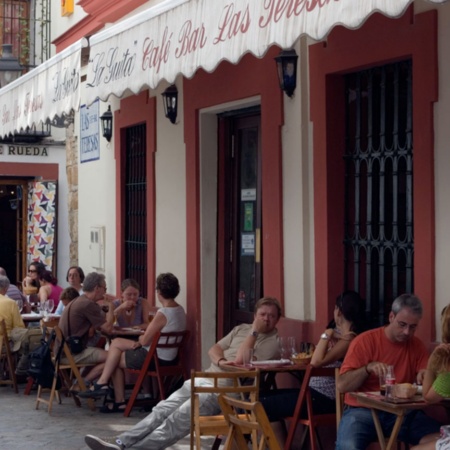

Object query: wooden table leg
[385,414,405,450]
[371,409,387,450]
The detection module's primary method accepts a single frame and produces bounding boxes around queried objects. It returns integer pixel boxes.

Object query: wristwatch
[320,332,330,340]
[250,330,259,338]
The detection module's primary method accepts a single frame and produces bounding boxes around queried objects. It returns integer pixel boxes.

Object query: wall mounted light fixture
[274,49,298,98]
[0,44,23,88]
[100,105,113,142]
[161,85,178,124]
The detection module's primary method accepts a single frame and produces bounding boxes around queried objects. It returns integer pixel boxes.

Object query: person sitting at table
[409,305,450,450]
[79,272,186,413]
[111,278,150,330]
[0,275,42,376]
[336,294,441,450]
[66,265,85,294]
[38,270,63,312]
[84,296,281,449]
[259,290,366,434]
[0,267,26,305]
[58,272,115,386]
[54,287,80,316]
[22,261,46,291]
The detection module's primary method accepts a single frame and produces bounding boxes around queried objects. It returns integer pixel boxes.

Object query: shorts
[61,346,106,365]
[125,347,178,370]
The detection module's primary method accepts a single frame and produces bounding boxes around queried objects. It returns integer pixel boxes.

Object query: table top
[351,391,427,413]
[109,327,144,337]
[21,313,44,322]
[223,360,309,373]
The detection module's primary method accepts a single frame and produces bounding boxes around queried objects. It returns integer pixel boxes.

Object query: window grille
[344,60,413,327]
[124,124,148,297]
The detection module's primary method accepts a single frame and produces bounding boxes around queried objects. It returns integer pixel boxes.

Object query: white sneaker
[85,435,124,450]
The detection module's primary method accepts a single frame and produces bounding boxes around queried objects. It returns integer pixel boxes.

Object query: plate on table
[251,359,292,367]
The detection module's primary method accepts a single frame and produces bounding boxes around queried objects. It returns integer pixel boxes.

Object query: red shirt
[340,326,429,407]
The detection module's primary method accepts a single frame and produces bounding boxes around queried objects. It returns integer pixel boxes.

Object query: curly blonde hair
[428,305,450,374]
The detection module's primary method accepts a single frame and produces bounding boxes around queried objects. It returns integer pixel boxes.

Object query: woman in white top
[79,273,186,413]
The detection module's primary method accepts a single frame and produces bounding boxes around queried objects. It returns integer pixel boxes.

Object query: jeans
[118,378,221,449]
[335,406,441,450]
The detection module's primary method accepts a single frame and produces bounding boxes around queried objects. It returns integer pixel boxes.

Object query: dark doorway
[219,109,262,332]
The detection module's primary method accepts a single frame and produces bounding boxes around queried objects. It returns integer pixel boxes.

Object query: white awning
[86,0,448,105]
[0,39,84,138]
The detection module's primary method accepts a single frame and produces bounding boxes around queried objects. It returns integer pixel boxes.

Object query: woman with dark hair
[79,273,186,413]
[66,266,85,294]
[22,261,46,291]
[112,279,150,329]
[260,290,366,425]
[38,270,63,312]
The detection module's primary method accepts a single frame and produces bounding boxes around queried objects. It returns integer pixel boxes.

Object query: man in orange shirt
[336,294,440,449]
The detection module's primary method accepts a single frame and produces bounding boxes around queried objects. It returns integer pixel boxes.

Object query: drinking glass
[40,301,48,319]
[278,337,289,359]
[46,299,54,314]
[17,299,23,313]
[287,336,297,357]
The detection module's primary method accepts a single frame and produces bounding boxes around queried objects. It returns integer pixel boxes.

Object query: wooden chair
[35,325,96,413]
[0,318,18,393]
[218,394,282,450]
[123,329,190,417]
[284,364,337,450]
[190,369,260,450]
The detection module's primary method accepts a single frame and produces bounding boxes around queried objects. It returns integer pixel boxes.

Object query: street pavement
[0,383,219,449]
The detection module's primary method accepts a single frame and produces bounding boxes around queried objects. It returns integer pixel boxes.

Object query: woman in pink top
[38,270,63,312]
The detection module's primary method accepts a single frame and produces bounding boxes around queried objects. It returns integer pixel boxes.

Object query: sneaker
[84,435,124,450]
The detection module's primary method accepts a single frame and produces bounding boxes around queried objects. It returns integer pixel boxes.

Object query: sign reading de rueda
[0,145,49,156]
[86,0,423,104]
[80,100,100,163]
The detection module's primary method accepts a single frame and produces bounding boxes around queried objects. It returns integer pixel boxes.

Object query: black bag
[27,329,61,389]
[66,336,83,354]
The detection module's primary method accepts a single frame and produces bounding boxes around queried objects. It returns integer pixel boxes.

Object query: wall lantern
[0,44,23,88]
[100,105,113,142]
[161,84,178,124]
[274,49,298,98]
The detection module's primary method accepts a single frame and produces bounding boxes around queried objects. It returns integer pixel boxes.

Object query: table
[107,327,144,339]
[21,313,43,326]
[351,391,427,450]
[223,360,308,390]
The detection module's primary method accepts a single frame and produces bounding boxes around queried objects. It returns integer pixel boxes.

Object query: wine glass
[17,299,23,314]
[278,336,289,359]
[46,299,54,314]
[40,301,48,319]
[287,336,297,357]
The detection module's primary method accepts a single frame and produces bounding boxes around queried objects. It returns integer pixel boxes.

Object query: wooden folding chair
[35,325,96,413]
[335,367,344,429]
[284,364,337,450]
[218,394,282,450]
[0,318,18,393]
[124,329,190,417]
[190,369,260,450]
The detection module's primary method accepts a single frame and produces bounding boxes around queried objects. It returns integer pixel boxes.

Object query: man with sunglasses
[336,294,440,449]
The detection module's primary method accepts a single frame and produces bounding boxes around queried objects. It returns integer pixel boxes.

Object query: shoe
[78,382,109,398]
[99,401,127,413]
[85,435,124,450]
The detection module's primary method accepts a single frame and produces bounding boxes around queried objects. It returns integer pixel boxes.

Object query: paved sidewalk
[0,383,219,450]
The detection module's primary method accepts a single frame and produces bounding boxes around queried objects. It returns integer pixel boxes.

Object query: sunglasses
[28,269,37,273]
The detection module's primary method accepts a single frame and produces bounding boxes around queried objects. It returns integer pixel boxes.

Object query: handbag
[66,301,84,354]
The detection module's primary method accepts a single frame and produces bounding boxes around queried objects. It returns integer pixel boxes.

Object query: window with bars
[124,124,148,298]
[0,0,50,70]
[344,60,413,328]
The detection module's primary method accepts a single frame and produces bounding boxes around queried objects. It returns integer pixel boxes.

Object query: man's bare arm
[337,365,371,393]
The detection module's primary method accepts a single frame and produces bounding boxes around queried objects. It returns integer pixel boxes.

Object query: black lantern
[161,84,178,124]
[0,44,23,88]
[100,105,113,142]
[274,49,298,98]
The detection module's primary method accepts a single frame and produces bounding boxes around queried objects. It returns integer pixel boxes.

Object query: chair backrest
[218,394,282,450]
[190,369,261,450]
[0,318,19,393]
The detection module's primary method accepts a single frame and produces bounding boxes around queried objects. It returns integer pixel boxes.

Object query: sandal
[99,401,127,413]
[78,382,109,398]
